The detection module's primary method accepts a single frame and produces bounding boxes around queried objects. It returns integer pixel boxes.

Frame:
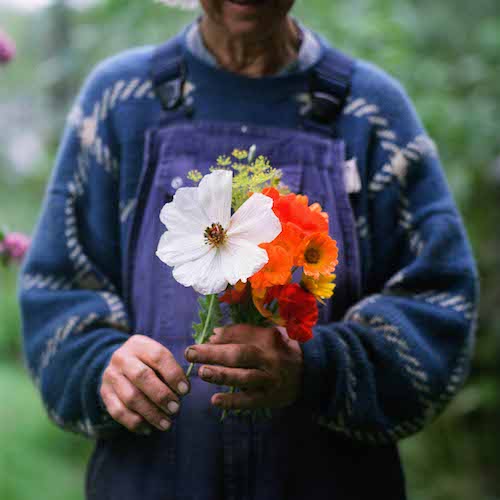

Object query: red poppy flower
[269,283,318,342]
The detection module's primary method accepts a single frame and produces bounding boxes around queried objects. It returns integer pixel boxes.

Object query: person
[18,1,479,499]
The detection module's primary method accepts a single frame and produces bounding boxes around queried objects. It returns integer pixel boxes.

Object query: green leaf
[191,294,222,345]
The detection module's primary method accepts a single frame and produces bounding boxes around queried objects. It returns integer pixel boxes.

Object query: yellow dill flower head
[216,155,232,166]
[232,149,248,160]
[187,169,203,183]
[191,147,284,211]
[229,149,283,210]
[302,273,336,304]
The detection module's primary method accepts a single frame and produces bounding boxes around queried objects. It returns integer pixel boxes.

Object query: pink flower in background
[0,29,16,64]
[0,232,31,265]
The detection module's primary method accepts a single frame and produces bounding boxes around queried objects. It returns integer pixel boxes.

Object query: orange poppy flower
[263,187,329,234]
[271,222,303,263]
[262,186,280,202]
[297,232,339,279]
[309,202,329,222]
[295,194,309,206]
[273,193,329,236]
[249,244,292,289]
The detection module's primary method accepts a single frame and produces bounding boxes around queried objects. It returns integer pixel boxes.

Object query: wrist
[290,336,329,414]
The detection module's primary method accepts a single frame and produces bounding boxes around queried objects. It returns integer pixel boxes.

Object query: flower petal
[197,170,232,229]
[156,230,210,267]
[227,193,281,244]
[160,186,209,234]
[172,248,229,295]
[219,237,269,285]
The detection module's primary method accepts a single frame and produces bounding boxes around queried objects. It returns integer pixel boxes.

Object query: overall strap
[150,33,355,128]
[302,46,355,135]
[151,34,188,111]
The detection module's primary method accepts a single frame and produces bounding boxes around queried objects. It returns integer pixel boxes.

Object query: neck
[198,15,301,78]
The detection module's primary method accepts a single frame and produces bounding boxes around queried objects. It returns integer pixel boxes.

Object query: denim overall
[86,37,406,500]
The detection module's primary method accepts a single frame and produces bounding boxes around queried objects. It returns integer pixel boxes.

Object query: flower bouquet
[156,147,338,419]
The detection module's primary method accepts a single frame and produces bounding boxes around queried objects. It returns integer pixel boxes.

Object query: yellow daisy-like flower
[302,273,336,304]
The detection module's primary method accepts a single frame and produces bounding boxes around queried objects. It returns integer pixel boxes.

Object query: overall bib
[86,36,406,500]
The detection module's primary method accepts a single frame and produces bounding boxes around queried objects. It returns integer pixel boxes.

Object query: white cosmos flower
[156,169,282,295]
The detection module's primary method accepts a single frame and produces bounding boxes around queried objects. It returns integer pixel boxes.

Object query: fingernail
[213,327,223,335]
[185,347,197,362]
[168,400,180,414]
[201,367,212,378]
[177,381,190,395]
[160,419,171,431]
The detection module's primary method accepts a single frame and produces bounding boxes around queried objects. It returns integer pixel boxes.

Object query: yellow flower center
[305,246,321,264]
[204,223,227,247]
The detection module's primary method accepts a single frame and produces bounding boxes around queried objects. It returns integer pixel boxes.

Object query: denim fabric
[85,112,405,499]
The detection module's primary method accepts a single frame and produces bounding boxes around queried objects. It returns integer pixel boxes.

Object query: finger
[100,384,149,433]
[209,324,257,344]
[112,374,172,432]
[199,365,270,390]
[121,358,181,416]
[211,389,268,410]
[132,335,190,396]
[185,343,264,369]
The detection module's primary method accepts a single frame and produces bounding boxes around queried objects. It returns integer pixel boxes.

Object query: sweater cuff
[292,335,330,414]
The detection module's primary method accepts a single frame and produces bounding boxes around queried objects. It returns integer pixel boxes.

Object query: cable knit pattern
[18,22,479,441]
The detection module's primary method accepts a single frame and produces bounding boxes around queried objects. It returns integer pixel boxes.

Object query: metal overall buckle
[155,60,189,112]
[299,64,350,137]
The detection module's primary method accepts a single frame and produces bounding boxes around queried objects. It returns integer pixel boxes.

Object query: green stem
[185,294,217,379]
[198,294,217,344]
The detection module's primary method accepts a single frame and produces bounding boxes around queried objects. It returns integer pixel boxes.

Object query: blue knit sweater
[18,20,479,443]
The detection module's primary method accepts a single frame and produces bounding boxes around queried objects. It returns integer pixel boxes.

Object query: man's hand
[184,325,303,411]
[100,334,190,434]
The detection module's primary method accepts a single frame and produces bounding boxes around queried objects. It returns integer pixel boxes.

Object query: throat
[198,15,302,78]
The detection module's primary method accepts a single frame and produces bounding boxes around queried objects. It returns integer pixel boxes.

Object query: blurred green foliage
[1,1,499,499]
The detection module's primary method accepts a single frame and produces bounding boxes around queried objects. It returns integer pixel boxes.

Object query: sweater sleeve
[292,63,479,444]
[17,59,133,439]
